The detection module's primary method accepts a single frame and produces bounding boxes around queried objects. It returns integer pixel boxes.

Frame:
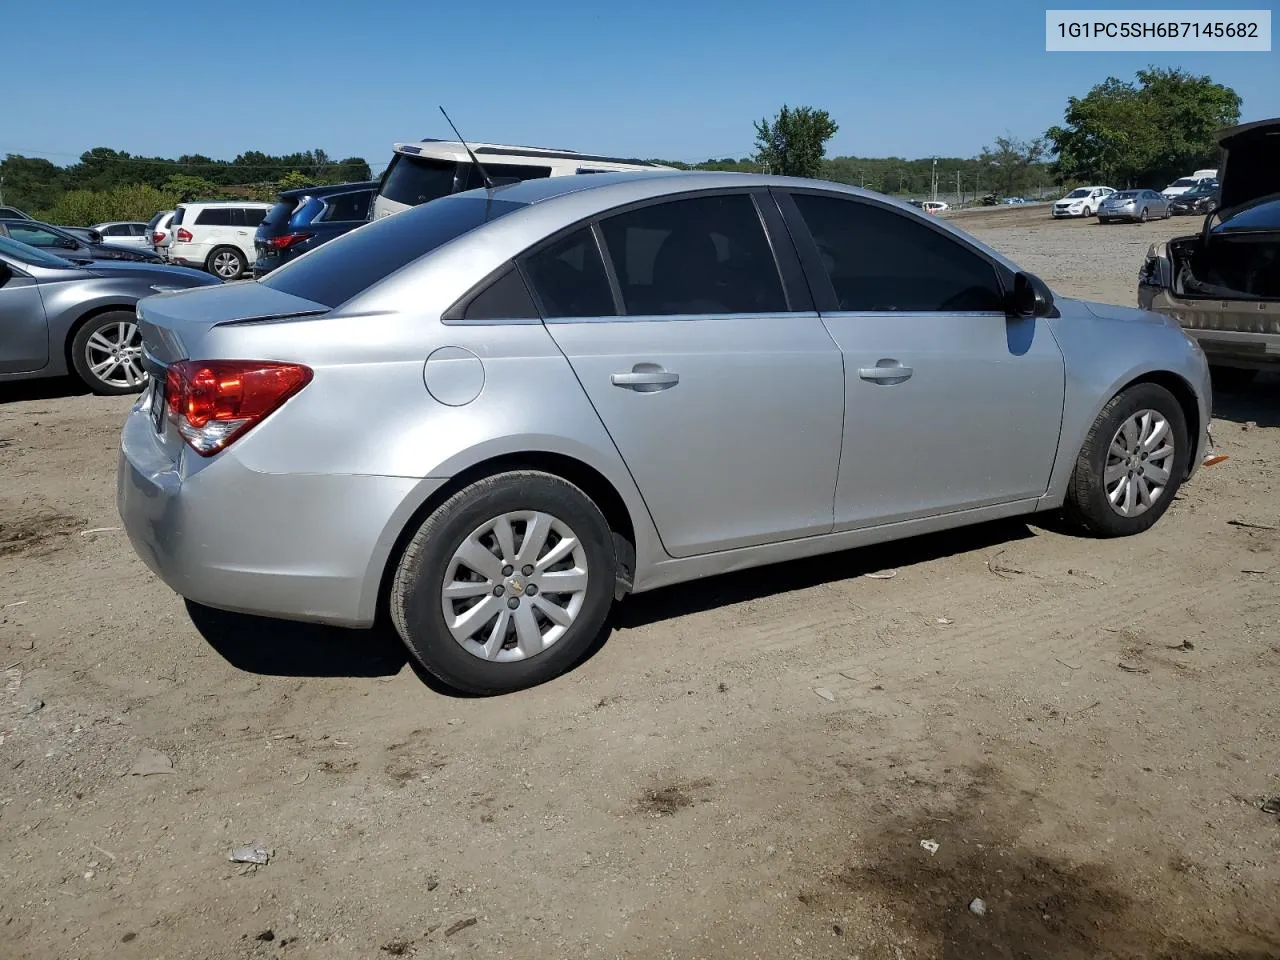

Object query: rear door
[777,189,1066,530]
[529,190,844,558]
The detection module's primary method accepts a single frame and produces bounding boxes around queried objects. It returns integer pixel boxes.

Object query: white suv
[1052,185,1116,218]
[168,201,273,279]
[370,140,674,220]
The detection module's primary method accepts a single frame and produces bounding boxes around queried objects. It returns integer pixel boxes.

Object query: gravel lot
[2,208,1278,960]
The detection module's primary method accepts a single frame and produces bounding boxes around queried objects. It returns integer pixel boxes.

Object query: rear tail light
[266,232,312,250]
[175,227,193,243]
[152,231,166,244]
[164,360,312,456]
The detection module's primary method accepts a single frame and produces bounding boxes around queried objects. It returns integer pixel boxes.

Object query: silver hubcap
[213,252,241,277]
[85,320,145,389]
[442,511,589,662]
[1105,409,1175,517]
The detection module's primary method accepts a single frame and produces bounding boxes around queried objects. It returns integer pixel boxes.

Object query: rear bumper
[117,405,442,627]
[1139,286,1280,367]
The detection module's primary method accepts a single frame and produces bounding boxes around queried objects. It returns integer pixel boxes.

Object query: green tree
[163,174,221,202]
[753,105,839,178]
[37,184,179,225]
[1046,68,1241,187]
[277,170,319,192]
[0,155,66,212]
[978,136,1048,196]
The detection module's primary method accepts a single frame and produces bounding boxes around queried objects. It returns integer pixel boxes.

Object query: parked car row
[1053,177,1222,224]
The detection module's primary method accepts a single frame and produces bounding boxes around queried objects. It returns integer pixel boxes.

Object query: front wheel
[70,311,148,395]
[390,471,616,695]
[1063,383,1189,537]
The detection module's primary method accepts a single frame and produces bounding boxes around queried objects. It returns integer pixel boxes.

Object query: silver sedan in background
[1099,189,1172,223]
[119,171,1211,695]
[0,236,218,394]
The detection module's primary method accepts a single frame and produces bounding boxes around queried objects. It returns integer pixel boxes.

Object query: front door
[780,190,1066,530]
[526,193,845,558]
[0,261,49,373]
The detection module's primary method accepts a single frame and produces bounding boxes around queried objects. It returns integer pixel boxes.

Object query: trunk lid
[138,282,328,364]
[1214,118,1280,218]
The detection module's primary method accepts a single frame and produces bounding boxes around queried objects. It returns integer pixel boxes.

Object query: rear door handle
[611,369,679,392]
[858,362,913,383]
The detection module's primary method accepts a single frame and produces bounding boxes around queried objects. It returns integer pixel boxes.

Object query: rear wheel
[206,246,246,280]
[1063,383,1189,537]
[1138,207,1148,223]
[70,310,147,395]
[1099,217,1111,224]
[390,471,616,695]
[1210,365,1259,391]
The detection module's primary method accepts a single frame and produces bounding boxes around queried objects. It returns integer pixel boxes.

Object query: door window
[522,228,616,318]
[195,207,232,226]
[790,193,1005,312]
[598,194,786,315]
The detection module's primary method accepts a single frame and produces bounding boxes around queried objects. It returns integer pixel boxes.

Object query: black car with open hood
[1138,117,1280,386]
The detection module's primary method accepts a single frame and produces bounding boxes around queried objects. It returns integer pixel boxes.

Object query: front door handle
[611,366,679,392]
[858,361,914,383]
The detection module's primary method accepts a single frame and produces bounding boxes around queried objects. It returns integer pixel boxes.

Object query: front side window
[460,162,553,191]
[522,228,616,318]
[598,194,787,315]
[8,224,69,249]
[261,195,526,308]
[791,193,1005,312]
[379,153,458,207]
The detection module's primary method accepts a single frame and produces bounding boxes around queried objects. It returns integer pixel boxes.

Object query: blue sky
[4,0,1275,170]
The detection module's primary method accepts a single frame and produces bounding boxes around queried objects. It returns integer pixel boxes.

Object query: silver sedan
[1098,189,1172,223]
[0,237,218,394]
[119,171,1212,694]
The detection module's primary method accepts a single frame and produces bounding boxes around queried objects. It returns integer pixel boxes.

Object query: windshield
[1170,178,1197,188]
[1066,188,1091,198]
[379,153,458,207]
[0,235,77,268]
[1113,190,1140,198]
[261,194,527,308]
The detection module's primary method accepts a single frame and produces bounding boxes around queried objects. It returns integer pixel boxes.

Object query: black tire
[1063,382,1189,538]
[1138,207,1148,223]
[69,310,147,396]
[1210,365,1259,391]
[206,246,246,280]
[390,471,616,695]
[1099,217,1111,224]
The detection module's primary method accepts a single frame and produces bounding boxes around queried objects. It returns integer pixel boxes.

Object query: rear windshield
[260,195,527,308]
[1214,195,1280,233]
[379,153,459,207]
[171,207,185,226]
[145,211,167,232]
[1114,190,1140,198]
[261,199,300,230]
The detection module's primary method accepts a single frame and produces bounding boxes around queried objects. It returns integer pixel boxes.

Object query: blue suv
[252,180,378,277]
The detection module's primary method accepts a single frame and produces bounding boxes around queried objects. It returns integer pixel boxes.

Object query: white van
[370,140,675,220]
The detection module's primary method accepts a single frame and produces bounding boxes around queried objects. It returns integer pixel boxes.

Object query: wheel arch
[371,451,641,629]
[1115,370,1201,479]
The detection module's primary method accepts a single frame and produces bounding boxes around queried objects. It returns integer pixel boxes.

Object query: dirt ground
[2,208,1278,960]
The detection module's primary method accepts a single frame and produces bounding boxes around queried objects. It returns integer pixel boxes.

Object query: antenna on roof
[438,106,495,191]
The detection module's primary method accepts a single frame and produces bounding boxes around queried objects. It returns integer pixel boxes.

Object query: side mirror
[86,230,102,244]
[1008,271,1055,318]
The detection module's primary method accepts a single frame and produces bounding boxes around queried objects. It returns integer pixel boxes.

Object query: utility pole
[931,158,938,203]
[0,176,5,206]
[956,170,961,204]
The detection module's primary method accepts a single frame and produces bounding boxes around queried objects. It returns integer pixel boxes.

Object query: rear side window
[195,207,231,226]
[379,153,458,207]
[260,195,527,308]
[523,228,616,318]
[462,267,539,320]
[460,162,553,191]
[244,208,267,227]
[319,190,373,222]
[790,193,1005,312]
[598,194,787,315]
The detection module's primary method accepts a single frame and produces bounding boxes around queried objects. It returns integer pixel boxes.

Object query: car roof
[393,139,670,169]
[178,199,274,207]
[278,180,380,201]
